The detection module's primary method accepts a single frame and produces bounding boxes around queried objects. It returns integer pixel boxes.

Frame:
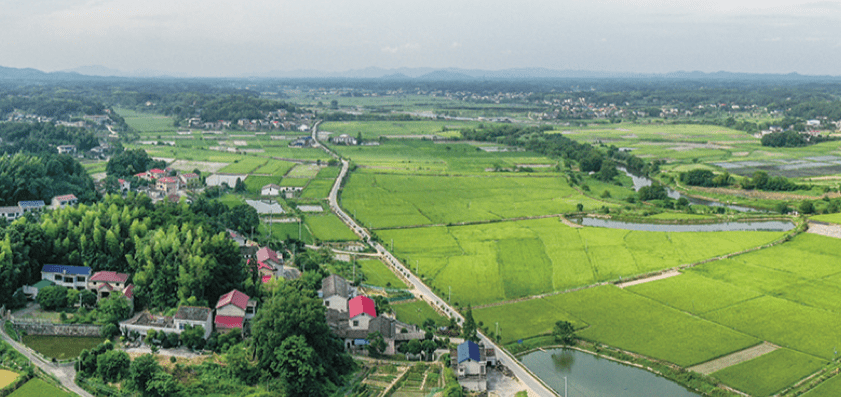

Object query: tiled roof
[215,315,244,329]
[458,340,481,364]
[349,296,376,319]
[42,265,91,276]
[174,306,211,321]
[256,247,279,263]
[53,194,77,202]
[158,177,177,183]
[90,271,129,283]
[261,275,272,283]
[18,201,45,209]
[33,280,54,289]
[180,173,198,179]
[149,168,166,174]
[322,274,350,299]
[123,284,134,299]
[257,261,273,271]
[0,206,23,214]
[262,183,281,189]
[216,289,250,310]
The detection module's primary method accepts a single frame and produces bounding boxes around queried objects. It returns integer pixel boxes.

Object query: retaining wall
[12,321,101,337]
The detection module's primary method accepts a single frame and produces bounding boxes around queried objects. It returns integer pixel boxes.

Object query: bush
[37,286,69,311]
[101,323,120,339]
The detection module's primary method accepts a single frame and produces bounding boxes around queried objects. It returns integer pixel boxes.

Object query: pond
[576,217,795,232]
[618,167,761,212]
[521,348,700,397]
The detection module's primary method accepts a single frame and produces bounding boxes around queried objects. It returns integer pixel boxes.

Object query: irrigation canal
[576,217,795,232]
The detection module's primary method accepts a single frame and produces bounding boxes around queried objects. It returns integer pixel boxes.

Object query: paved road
[0,320,93,397]
[314,131,559,397]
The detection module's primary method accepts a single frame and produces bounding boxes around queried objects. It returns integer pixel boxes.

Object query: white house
[348,296,376,330]
[51,194,78,209]
[0,206,23,221]
[456,340,487,391]
[42,265,91,290]
[322,274,352,313]
[261,184,281,196]
[215,289,256,332]
[173,306,214,339]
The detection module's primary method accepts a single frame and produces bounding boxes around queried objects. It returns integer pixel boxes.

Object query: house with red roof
[51,194,78,209]
[348,296,377,330]
[147,168,167,180]
[215,289,256,331]
[256,246,282,268]
[118,179,131,192]
[87,271,134,308]
[179,173,201,188]
[135,172,151,181]
[156,176,180,195]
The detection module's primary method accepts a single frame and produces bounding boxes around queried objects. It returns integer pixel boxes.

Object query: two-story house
[42,265,91,290]
[215,289,256,332]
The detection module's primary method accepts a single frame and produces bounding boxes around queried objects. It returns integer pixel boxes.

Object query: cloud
[381,43,420,54]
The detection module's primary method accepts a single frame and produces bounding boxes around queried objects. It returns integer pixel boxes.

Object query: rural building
[117,179,131,192]
[156,176,180,195]
[0,206,23,221]
[325,293,424,355]
[51,194,78,209]
[57,145,76,155]
[454,340,488,391]
[348,296,376,330]
[289,136,314,148]
[321,274,353,313]
[147,168,167,180]
[205,174,247,188]
[23,279,55,299]
[88,271,134,307]
[245,199,285,215]
[261,183,281,196]
[179,173,201,188]
[256,246,282,268]
[330,134,358,145]
[173,306,214,338]
[215,289,257,331]
[18,200,46,213]
[41,265,91,290]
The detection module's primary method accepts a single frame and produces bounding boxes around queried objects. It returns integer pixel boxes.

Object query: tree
[145,371,181,397]
[421,339,437,360]
[180,325,205,350]
[800,200,815,214]
[462,306,478,342]
[97,293,132,324]
[97,349,130,382]
[366,331,386,357]
[80,290,97,308]
[234,177,246,193]
[100,323,120,339]
[252,283,353,397]
[128,354,161,393]
[37,285,68,311]
[553,321,575,344]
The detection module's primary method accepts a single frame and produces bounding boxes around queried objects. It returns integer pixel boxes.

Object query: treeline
[760,130,836,147]
[679,169,733,187]
[106,148,166,177]
[0,152,98,205]
[0,92,105,119]
[742,171,803,191]
[0,122,99,154]
[199,95,296,122]
[460,124,654,175]
[319,111,420,122]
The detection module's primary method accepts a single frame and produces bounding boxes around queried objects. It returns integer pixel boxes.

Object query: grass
[380,217,787,306]
[21,335,104,360]
[116,107,176,134]
[711,348,825,396]
[315,166,341,180]
[219,194,244,208]
[304,213,359,242]
[280,177,310,187]
[286,164,321,179]
[217,157,267,174]
[8,378,75,397]
[0,370,17,389]
[473,298,586,345]
[321,120,480,140]
[253,160,295,176]
[357,259,407,288]
[264,221,313,244]
[245,175,282,193]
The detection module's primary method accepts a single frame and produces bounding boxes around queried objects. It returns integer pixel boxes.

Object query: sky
[2,0,841,77]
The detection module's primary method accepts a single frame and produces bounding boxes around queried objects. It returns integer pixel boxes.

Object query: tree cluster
[741,171,803,191]
[0,122,99,154]
[679,169,732,187]
[0,152,98,205]
[106,148,166,177]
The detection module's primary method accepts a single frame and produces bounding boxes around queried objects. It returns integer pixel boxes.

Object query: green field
[321,120,480,140]
[22,335,104,360]
[265,221,313,244]
[300,179,333,199]
[253,160,296,176]
[344,173,610,229]
[280,177,310,187]
[381,217,787,305]
[628,272,762,314]
[116,107,176,134]
[217,157,267,174]
[8,379,74,397]
[803,374,841,397]
[357,259,407,288]
[712,349,825,396]
[392,300,450,328]
[304,214,359,242]
[315,166,341,180]
[286,164,322,179]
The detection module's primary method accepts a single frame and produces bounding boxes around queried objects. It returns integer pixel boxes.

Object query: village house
[179,173,201,188]
[41,264,91,290]
[156,176,180,195]
[117,179,131,192]
[454,340,488,391]
[215,289,257,332]
[173,306,214,338]
[330,134,358,145]
[56,145,76,155]
[289,136,314,148]
[349,296,376,330]
[324,293,424,355]
[321,274,354,313]
[51,194,78,209]
[147,168,167,180]
[261,183,281,196]
[18,200,46,213]
[0,206,23,221]
[87,271,133,303]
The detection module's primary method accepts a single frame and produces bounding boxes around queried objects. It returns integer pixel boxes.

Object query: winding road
[313,122,559,397]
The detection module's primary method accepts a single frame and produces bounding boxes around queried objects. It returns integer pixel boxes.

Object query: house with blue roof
[41,264,91,290]
[18,200,46,212]
[455,340,488,391]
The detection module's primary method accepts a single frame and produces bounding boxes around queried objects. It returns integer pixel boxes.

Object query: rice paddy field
[321,120,480,140]
[300,179,333,199]
[8,379,74,397]
[391,300,450,328]
[343,173,611,229]
[304,213,359,242]
[382,217,787,306]
[803,374,841,397]
[357,259,407,288]
[711,349,824,396]
[263,221,313,244]
[116,107,177,135]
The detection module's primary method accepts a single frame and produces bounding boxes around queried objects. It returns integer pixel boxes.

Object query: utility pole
[448,286,451,302]
[391,238,394,251]
[495,322,499,340]
[416,259,419,274]
[564,376,568,397]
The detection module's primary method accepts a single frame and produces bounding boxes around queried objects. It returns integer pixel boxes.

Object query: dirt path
[617,270,681,289]
[807,221,841,239]
[559,215,582,228]
[378,366,410,397]
[688,342,779,375]
[0,320,93,397]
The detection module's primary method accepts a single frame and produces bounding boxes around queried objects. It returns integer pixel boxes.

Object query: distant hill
[417,70,475,80]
